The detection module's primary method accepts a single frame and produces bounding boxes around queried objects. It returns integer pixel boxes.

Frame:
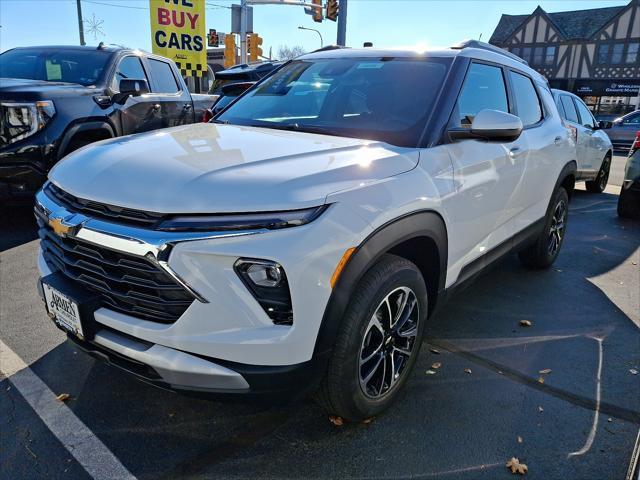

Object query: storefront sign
[574,79,640,96]
[149,0,206,77]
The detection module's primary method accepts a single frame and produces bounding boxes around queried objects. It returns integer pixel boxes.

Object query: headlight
[0,100,55,145]
[156,205,328,232]
[235,259,292,325]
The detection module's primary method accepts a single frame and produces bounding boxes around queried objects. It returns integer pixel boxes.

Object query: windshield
[209,74,252,94]
[217,57,450,147]
[0,48,112,86]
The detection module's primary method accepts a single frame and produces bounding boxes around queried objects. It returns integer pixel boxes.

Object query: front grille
[37,219,194,324]
[45,183,166,228]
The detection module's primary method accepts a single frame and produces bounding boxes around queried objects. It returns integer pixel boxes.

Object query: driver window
[111,56,148,92]
[455,63,508,128]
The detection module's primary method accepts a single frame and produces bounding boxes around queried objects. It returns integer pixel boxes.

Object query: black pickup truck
[0,44,216,202]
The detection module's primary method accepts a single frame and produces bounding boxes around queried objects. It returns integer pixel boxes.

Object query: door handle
[554,136,562,145]
[509,147,521,157]
[152,103,161,110]
[183,104,192,110]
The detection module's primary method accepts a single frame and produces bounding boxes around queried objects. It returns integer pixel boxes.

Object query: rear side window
[455,63,508,127]
[574,99,595,128]
[508,71,542,127]
[148,59,180,93]
[560,95,579,124]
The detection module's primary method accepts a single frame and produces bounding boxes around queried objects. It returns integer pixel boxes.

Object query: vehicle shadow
[1,189,638,480]
[0,204,39,253]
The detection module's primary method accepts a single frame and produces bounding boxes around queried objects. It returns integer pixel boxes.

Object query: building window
[511,47,521,58]
[522,47,532,63]
[597,44,610,64]
[533,46,544,65]
[626,43,639,64]
[544,46,556,65]
[612,43,624,64]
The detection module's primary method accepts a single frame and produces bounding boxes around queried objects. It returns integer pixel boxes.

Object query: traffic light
[312,0,323,22]
[224,34,236,68]
[247,33,263,62]
[208,29,219,47]
[326,0,338,21]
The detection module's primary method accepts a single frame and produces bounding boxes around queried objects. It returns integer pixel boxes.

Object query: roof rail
[451,39,528,65]
[311,44,349,53]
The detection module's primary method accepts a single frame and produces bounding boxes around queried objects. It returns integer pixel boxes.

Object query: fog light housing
[235,259,293,325]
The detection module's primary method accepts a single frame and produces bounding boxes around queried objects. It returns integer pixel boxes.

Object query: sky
[0,0,632,58]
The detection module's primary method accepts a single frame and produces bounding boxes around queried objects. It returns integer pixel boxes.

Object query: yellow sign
[149,0,206,77]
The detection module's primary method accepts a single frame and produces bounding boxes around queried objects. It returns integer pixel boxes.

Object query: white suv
[35,41,576,420]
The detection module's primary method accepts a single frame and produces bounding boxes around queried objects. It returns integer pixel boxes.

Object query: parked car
[207,81,255,119]
[0,44,216,202]
[599,110,640,151]
[209,61,282,95]
[618,131,640,219]
[34,41,576,421]
[552,89,613,193]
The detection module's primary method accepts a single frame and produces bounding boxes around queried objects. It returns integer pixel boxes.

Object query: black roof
[6,44,125,53]
[217,61,284,76]
[489,3,628,44]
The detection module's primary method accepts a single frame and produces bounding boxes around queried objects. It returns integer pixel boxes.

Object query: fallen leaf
[506,457,528,475]
[168,412,176,418]
[607,418,613,423]
[329,415,344,426]
[464,368,472,374]
[431,362,442,369]
[538,406,544,413]
[517,436,523,444]
[537,377,545,384]
[425,369,437,375]
[429,348,440,355]
[555,269,563,272]
[630,369,638,375]
[56,393,70,402]
[519,320,532,327]
[538,369,552,374]
[362,418,373,424]
[632,261,637,266]
[498,370,504,375]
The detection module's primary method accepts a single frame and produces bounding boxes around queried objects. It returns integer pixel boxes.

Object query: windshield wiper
[256,123,336,136]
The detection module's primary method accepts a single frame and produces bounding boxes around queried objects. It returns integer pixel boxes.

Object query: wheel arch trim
[312,209,448,358]
[57,121,115,160]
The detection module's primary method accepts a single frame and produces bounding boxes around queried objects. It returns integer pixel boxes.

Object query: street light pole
[240,0,248,63]
[76,0,85,46]
[336,0,347,46]
[298,26,323,48]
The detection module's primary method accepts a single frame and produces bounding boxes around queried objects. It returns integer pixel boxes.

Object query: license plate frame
[43,282,84,339]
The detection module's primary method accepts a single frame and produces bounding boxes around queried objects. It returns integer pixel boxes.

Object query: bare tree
[277,45,306,61]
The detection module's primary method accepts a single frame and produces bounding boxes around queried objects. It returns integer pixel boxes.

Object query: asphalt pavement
[1,162,638,479]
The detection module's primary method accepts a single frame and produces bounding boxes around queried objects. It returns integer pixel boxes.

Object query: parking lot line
[0,339,136,480]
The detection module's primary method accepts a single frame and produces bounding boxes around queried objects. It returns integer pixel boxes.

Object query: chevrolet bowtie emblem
[48,214,85,238]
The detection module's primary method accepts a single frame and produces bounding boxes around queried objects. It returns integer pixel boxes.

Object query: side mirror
[449,109,523,143]
[113,78,150,104]
[598,120,613,129]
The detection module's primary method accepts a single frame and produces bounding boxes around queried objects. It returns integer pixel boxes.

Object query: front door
[144,57,194,128]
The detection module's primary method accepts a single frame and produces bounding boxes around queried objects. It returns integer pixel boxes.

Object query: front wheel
[586,156,611,193]
[315,254,427,421]
[519,187,569,269]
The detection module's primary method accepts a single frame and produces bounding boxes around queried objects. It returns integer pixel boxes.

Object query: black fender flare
[57,121,115,160]
[312,210,448,359]
[554,160,578,199]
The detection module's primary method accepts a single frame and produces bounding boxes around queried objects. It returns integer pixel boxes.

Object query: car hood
[49,123,419,213]
[0,77,93,101]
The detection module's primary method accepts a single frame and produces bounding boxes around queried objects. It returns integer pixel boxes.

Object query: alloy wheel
[548,198,567,256]
[358,286,420,399]
[599,161,610,191]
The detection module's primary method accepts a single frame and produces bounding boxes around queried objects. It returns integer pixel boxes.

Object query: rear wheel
[519,187,569,269]
[315,254,427,421]
[586,155,610,193]
[617,187,640,219]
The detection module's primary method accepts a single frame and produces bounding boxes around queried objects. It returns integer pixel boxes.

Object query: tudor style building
[489,1,640,116]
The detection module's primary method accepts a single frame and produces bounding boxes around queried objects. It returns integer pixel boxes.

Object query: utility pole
[298,26,323,48]
[76,0,86,46]
[336,0,347,46]
[240,0,248,63]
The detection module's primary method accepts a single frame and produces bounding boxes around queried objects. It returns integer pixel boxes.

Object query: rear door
[144,57,194,127]
[558,94,593,174]
[574,97,608,170]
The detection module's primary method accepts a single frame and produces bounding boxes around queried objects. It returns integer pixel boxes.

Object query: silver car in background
[601,110,640,152]
[552,89,613,193]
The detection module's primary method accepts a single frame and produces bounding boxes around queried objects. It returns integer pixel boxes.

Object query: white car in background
[35,41,577,421]
[552,89,613,193]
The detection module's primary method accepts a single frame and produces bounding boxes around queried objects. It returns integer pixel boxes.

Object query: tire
[585,155,611,193]
[315,254,428,421]
[518,187,569,270]
[617,187,640,219]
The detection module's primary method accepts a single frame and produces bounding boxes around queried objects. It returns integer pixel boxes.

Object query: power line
[206,3,232,9]
[83,0,147,10]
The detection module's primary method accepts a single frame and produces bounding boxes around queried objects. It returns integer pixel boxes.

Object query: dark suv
[209,61,283,95]
[0,45,215,202]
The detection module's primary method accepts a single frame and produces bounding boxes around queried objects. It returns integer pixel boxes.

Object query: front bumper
[0,139,52,201]
[35,187,370,394]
